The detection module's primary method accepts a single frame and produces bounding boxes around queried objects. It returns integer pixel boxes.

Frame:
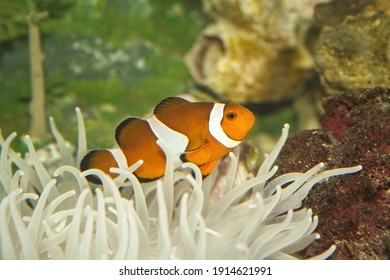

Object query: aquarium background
[0,0,209,149]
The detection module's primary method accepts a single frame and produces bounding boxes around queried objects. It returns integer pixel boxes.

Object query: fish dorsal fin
[115,117,147,147]
[153,97,190,118]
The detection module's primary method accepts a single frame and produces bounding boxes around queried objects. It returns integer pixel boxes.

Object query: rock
[314,0,390,26]
[185,22,310,103]
[314,10,390,95]
[275,87,390,259]
[185,0,332,103]
[314,0,375,27]
[203,0,329,49]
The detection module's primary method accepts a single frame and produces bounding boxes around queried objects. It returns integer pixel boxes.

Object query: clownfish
[80,97,255,183]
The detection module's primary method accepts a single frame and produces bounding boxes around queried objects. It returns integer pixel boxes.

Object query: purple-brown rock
[275,87,390,259]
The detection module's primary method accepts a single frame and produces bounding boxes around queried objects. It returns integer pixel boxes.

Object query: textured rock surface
[275,88,390,259]
[204,0,329,48]
[185,22,310,103]
[185,0,328,103]
[314,10,390,95]
[314,0,375,26]
[187,0,390,106]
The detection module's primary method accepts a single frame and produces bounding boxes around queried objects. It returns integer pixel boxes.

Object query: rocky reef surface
[185,0,324,103]
[185,0,390,135]
[275,88,390,259]
[314,4,390,95]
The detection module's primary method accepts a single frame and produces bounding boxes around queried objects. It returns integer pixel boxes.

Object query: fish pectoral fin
[199,159,219,177]
[180,143,211,166]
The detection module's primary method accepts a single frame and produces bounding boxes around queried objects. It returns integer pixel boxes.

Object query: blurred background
[0,0,206,150]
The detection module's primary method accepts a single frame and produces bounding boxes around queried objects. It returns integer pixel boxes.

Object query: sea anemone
[0,108,362,260]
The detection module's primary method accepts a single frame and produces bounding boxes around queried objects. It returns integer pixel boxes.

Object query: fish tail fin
[80,149,119,184]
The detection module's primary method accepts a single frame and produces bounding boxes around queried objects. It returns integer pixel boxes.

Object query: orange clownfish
[80,97,255,183]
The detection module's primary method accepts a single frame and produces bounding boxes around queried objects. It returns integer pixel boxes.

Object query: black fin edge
[136,174,163,183]
[115,117,137,145]
[80,150,103,185]
[153,97,189,116]
[180,153,188,163]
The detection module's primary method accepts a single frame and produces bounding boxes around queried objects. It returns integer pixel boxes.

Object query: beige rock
[185,22,308,103]
[314,11,390,94]
[203,0,330,49]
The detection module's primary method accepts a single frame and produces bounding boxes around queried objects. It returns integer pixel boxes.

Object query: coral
[275,87,390,259]
[314,10,390,95]
[0,109,362,260]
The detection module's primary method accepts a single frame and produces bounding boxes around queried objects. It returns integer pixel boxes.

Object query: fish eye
[226,112,237,120]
